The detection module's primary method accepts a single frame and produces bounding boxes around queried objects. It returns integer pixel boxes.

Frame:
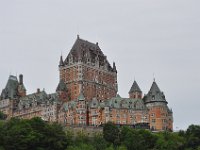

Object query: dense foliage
[0,118,199,150]
[0,112,7,120]
[0,117,68,150]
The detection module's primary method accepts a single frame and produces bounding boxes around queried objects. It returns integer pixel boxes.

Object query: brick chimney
[37,88,40,93]
[19,74,23,85]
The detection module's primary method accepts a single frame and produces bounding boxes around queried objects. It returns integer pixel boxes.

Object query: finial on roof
[96,42,98,45]
[77,34,80,39]
[113,62,117,72]
[153,73,155,82]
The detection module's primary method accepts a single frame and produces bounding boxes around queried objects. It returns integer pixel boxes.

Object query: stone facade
[0,36,173,131]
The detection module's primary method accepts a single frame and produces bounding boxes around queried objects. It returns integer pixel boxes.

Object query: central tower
[59,35,118,101]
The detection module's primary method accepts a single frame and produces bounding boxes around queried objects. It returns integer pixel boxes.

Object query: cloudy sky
[0,0,200,130]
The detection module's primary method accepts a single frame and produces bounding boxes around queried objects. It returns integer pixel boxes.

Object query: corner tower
[144,80,173,131]
[59,36,118,101]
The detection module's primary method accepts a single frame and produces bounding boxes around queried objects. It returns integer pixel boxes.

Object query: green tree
[92,133,108,150]
[3,118,37,150]
[0,120,5,147]
[120,126,145,150]
[65,128,75,146]
[103,122,120,148]
[0,112,6,120]
[67,143,94,150]
[75,130,90,145]
[1,117,68,150]
[185,125,200,149]
[155,131,185,150]
[117,145,127,150]
[138,129,157,149]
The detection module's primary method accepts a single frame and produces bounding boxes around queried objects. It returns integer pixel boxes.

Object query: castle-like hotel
[0,36,173,131]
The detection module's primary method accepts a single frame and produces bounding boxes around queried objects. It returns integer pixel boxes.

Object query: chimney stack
[19,74,23,85]
[37,88,40,93]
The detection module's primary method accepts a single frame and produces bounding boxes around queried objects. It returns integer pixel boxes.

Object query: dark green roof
[1,75,19,99]
[144,81,167,104]
[129,80,142,94]
[104,97,147,110]
[18,91,60,108]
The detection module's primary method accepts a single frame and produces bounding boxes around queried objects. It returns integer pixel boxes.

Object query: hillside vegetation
[0,115,199,150]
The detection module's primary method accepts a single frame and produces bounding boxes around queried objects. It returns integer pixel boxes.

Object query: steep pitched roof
[1,75,19,99]
[63,36,115,72]
[144,81,167,104]
[129,80,142,94]
[65,36,102,62]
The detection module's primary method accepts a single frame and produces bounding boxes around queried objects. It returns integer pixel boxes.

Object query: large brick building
[0,36,173,131]
[59,35,117,101]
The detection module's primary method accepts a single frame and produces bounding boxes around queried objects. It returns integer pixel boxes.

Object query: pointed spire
[113,62,117,73]
[129,80,142,94]
[59,55,64,67]
[153,73,156,82]
[149,81,161,94]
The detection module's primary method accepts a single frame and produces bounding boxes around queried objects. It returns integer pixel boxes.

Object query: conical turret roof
[144,81,167,104]
[129,80,142,94]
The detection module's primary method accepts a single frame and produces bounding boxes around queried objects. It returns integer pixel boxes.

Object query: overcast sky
[0,0,200,130]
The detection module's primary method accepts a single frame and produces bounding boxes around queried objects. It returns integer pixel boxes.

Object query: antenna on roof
[77,24,79,37]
